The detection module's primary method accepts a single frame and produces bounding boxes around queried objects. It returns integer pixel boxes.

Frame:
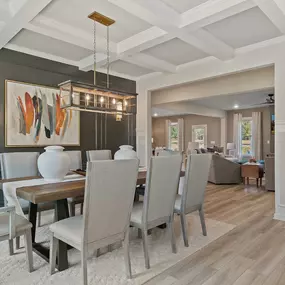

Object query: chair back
[86,150,112,161]
[143,154,182,224]
[65,151,82,170]
[158,150,180,156]
[82,159,139,246]
[0,152,39,179]
[182,154,211,213]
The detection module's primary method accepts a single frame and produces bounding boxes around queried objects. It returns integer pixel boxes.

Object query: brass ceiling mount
[88,11,115,26]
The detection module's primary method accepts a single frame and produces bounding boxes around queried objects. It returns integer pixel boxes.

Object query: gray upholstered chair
[86,150,112,161]
[0,206,33,272]
[65,150,82,170]
[65,151,84,216]
[0,152,54,247]
[49,159,139,284]
[130,154,183,269]
[174,154,212,247]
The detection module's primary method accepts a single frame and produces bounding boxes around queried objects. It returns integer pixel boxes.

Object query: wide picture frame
[5,80,80,147]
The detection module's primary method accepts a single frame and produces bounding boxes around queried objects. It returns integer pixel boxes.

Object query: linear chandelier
[59,12,137,118]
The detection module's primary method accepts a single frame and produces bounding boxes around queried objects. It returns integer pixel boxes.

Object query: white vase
[114,145,137,160]
[38,146,71,182]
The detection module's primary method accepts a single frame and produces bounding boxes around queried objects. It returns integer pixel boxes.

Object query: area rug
[0,210,235,285]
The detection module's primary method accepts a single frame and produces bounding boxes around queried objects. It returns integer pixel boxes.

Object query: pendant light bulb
[100,96,104,103]
[112,98,116,104]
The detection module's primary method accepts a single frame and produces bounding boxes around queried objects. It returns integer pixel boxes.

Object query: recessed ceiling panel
[205,7,282,48]
[10,30,92,61]
[40,0,151,43]
[108,60,153,77]
[161,0,209,13]
[143,38,208,65]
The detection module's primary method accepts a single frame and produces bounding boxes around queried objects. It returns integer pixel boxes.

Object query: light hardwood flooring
[144,182,283,285]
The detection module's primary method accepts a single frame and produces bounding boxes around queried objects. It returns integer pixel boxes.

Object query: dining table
[0,170,185,271]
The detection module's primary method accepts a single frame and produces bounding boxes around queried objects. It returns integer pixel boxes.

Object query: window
[241,118,252,156]
[168,122,179,151]
[192,125,207,148]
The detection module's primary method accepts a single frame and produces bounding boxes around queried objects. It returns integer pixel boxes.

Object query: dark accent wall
[0,49,136,162]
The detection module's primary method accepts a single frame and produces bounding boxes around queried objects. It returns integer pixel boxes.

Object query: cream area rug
[0,210,235,285]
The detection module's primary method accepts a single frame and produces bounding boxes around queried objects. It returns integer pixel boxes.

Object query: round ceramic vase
[38,146,71,182]
[114,145,137,160]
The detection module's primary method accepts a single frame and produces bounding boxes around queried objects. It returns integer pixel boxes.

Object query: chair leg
[69,202,76,217]
[142,229,150,269]
[168,217,177,254]
[37,211,42,227]
[8,239,14,256]
[123,229,132,279]
[81,247,88,285]
[16,236,20,250]
[80,203,84,215]
[199,208,207,236]
[24,230,33,272]
[50,234,58,275]
[138,228,142,239]
[180,213,189,247]
[94,248,100,257]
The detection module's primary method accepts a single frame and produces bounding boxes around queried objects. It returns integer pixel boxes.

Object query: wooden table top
[0,171,184,204]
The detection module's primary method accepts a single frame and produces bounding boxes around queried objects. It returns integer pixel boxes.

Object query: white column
[274,59,285,220]
[136,84,152,167]
[220,117,227,153]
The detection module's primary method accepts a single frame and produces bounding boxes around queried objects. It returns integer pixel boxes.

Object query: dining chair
[174,154,212,247]
[130,154,183,269]
[0,206,33,272]
[65,150,82,170]
[0,152,54,246]
[86,150,112,161]
[49,159,139,284]
[65,151,84,216]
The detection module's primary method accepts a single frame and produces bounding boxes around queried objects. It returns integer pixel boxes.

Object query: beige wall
[152,114,221,149]
[227,106,274,159]
[152,67,274,105]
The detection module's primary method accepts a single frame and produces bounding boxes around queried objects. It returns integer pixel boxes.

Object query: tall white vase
[114,145,137,160]
[38,146,71,182]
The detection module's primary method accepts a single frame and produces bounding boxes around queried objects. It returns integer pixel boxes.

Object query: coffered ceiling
[0,0,285,80]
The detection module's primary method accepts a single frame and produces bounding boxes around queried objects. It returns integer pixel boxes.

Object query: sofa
[208,154,242,184]
[265,155,274,191]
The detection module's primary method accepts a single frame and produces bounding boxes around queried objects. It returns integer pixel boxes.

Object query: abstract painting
[5,80,80,147]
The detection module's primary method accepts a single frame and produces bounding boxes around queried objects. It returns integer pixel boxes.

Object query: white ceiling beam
[180,0,256,30]
[254,0,285,34]
[123,53,177,73]
[0,0,52,49]
[109,0,234,60]
[5,43,78,66]
[78,53,107,71]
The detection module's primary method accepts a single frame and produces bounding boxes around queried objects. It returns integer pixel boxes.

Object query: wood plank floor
[144,183,283,285]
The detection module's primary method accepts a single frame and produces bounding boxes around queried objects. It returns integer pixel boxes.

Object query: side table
[241,164,264,187]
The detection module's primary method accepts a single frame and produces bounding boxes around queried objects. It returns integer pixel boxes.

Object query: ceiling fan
[253,94,275,106]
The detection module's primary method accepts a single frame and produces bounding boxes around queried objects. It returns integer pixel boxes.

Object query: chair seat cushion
[0,213,32,237]
[174,195,182,212]
[130,202,143,225]
[49,215,83,246]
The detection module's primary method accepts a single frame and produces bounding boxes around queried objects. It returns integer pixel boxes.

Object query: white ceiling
[0,0,285,80]
[190,89,275,110]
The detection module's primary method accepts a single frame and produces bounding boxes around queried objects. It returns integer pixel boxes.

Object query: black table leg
[28,202,38,243]
[55,199,69,271]
[27,199,70,271]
